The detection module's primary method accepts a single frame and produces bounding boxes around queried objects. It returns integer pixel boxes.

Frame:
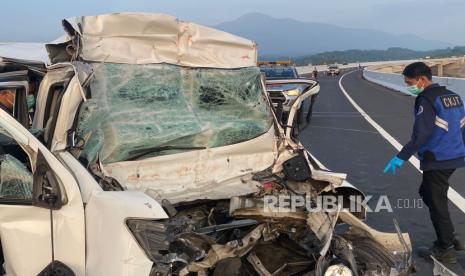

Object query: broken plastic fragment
[431,256,458,276]
[306,205,341,256]
[179,224,267,275]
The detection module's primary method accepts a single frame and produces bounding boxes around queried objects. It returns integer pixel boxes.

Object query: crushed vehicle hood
[42,13,354,204]
[46,13,287,204]
[102,128,278,204]
[73,62,278,203]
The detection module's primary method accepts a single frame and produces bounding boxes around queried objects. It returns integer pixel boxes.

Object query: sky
[1,0,464,45]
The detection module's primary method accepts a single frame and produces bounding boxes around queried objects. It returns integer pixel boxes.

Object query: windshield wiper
[125,146,207,161]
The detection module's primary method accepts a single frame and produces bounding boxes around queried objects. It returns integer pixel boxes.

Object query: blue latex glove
[383,156,405,175]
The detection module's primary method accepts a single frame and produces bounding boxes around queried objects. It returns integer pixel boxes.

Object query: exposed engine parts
[132,176,413,276]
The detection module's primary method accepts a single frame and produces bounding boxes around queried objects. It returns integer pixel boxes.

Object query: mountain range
[213,13,451,57]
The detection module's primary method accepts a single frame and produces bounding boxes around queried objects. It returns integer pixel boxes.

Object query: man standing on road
[383,62,465,263]
[313,67,318,79]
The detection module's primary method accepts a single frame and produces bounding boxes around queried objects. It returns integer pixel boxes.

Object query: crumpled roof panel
[61,13,257,68]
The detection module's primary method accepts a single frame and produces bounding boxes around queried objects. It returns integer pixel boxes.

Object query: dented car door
[0,109,85,275]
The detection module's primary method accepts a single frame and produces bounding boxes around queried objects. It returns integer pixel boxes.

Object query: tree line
[261,46,465,66]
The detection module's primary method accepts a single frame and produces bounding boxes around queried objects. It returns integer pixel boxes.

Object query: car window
[0,126,33,200]
[0,85,31,128]
[261,67,297,79]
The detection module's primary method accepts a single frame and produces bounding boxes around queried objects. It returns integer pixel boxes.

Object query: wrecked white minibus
[0,13,412,276]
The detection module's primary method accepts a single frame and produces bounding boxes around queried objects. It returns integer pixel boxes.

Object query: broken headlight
[126,219,171,262]
[285,88,301,96]
[126,217,231,265]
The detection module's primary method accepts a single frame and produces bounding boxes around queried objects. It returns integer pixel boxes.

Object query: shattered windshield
[76,63,273,164]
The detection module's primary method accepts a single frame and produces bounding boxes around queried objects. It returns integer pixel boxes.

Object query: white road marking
[339,70,465,213]
[310,125,379,134]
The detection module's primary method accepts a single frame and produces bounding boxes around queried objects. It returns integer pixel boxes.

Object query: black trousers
[419,169,456,248]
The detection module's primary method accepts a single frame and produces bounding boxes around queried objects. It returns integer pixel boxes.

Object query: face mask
[407,85,423,95]
[26,95,35,109]
[406,80,424,95]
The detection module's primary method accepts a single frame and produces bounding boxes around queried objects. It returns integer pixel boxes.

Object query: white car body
[326,64,341,76]
[0,13,411,276]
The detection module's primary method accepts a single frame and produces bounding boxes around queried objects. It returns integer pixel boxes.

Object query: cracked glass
[0,154,33,199]
[76,63,273,164]
[0,124,33,199]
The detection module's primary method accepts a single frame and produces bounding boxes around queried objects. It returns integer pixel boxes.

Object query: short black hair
[402,62,432,80]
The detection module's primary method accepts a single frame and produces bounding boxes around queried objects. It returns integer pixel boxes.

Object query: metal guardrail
[363,67,465,99]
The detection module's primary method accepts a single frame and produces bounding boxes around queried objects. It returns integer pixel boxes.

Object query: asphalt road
[300,70,465,275]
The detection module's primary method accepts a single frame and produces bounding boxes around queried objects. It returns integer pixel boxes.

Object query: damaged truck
[0,13,413,276]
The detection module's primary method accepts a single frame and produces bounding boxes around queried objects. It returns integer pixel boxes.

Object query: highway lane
[299,71,465,274]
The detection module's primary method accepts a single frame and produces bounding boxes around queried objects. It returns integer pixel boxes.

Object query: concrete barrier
[363,67,465,99]
[296,59,419,75]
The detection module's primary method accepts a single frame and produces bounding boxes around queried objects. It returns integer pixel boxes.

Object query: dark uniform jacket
[398,84,465,170]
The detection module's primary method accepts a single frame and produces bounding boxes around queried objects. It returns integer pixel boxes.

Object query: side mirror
[32,150,65,210]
